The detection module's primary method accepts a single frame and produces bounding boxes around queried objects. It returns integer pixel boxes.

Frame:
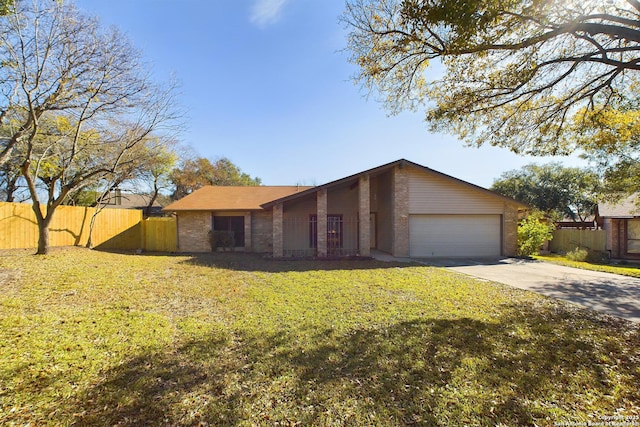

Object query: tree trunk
[32,202,54,255]
[37,224,49,255]
[3,175,17,202]
[86,210,99,249]
[145,190,159,218]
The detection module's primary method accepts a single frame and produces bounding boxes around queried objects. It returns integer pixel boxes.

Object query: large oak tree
[342,0,640,157]
[491,163,601,223]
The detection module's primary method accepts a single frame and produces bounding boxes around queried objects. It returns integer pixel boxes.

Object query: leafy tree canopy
[170,157,262,200]
[0,0,12,15]
[491,163,600,222]
[342,0,640,156]
[575,106,640,201]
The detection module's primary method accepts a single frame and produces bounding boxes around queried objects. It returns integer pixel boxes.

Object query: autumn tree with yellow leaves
[343,0,640,197]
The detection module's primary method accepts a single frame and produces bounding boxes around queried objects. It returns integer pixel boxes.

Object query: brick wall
[611,219,621,258]
[358,175,371,256]
[177,211,211,252]
[273,203,283,257]
[252,210,273,253]
[503,204,519,257]
[392,165,410,257]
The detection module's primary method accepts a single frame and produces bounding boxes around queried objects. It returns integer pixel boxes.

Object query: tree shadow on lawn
[527,278,640,323]
[64,303,640,426]
[96,249,417,272]
[177,251,418,273]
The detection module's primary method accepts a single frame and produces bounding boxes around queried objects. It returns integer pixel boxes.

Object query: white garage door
[410,215,501,258]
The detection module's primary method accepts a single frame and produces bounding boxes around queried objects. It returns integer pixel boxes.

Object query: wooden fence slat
[549,229,606,253]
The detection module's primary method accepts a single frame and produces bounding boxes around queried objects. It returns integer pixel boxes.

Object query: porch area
[281,215,361,258]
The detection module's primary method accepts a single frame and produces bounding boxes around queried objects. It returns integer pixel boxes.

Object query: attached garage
[409,214,502,258]
[405,165,525,258]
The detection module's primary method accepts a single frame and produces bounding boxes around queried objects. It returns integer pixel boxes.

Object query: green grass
[535,253,640,278]
[1,248,639,426]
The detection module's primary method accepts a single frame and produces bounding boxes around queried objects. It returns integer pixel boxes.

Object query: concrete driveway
[422,258,640,323]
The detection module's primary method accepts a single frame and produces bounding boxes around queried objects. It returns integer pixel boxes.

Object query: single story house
[163,159,528,258]
[596,196,640,259]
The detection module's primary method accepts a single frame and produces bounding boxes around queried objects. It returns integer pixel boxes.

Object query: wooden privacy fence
[0,202,177,252]
[142,217,177,252]
[549,229,606,254]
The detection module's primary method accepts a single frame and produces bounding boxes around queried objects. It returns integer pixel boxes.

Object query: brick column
[358,175,371,257]
[503,204,519,257]
[392,165,410,257]
[272,203,283,258]
[244,212,252,252]
[612,219,622,258]
[317,188,327,257]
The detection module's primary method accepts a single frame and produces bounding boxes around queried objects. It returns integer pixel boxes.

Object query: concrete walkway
[371,252,640,322]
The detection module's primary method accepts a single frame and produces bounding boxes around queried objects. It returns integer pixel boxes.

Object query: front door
[327,215,343,253]
[310,214,343,253]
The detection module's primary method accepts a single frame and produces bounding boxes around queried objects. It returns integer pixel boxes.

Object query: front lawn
[1,248,638,426]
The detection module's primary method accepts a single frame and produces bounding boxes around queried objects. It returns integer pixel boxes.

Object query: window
[309,214,343,250]
[627,219,640,254]
[212,216,245,247]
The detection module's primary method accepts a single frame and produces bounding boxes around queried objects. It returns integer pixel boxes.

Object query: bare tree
[0,0,180,254]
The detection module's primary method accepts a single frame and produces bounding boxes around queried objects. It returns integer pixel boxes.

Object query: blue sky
[74,0,587,188]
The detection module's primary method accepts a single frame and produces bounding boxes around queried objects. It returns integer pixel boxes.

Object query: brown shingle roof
[598,195,640,218]
[104,192,163,209]
[163,186,313,211]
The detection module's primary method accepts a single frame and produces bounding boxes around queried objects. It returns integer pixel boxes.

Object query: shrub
[566,247,589,262]
[517,211,554,257]
[566,247,610,264]
[208,230,235,252]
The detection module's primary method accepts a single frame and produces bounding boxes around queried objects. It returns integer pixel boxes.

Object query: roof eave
[162,207,266,212]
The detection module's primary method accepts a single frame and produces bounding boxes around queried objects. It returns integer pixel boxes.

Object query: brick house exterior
[597,196,640,260]
[163,159,527,258]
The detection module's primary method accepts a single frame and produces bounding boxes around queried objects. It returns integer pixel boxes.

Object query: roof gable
[163,159,528,212]
[261,159,528,209]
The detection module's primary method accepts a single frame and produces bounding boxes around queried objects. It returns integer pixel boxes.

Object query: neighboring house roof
[597,195,640,218]
[261,159,529,209]
[163,186,313,211]
[104,192,163,210]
